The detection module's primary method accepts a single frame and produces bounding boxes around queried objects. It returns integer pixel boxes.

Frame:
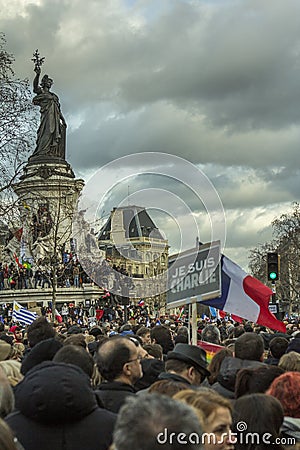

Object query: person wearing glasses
[95,337,143,413]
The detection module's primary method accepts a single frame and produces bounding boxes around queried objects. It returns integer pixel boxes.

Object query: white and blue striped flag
[12,301,38,325]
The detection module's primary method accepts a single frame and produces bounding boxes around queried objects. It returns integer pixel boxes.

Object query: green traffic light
[269,272,277,280]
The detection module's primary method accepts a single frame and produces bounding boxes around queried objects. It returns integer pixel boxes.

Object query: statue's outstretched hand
[34,65,41,74]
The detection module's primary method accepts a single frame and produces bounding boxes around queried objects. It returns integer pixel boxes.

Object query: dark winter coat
[264,356,280,366]
[95,381,136,413]
[6,361,116,450]
[211,356,265,399]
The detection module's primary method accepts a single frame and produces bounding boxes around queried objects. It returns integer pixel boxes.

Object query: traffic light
[267,252,279,281]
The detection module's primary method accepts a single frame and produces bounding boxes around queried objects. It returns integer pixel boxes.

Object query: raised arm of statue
[33,65,42,94]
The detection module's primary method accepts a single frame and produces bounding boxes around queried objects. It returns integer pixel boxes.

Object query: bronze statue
[30,50,66,161]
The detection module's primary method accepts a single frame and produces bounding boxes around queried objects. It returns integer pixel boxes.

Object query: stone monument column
[12,50,84,263]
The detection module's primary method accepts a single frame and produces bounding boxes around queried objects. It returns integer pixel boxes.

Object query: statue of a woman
[31,65,67,161]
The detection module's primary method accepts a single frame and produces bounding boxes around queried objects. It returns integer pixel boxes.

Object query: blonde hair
[85,334,95,345]
[0,370,15,418]
[10,343,25,362]
[279,351,300,372]
[174,388,232,427]
[0,360,23,387]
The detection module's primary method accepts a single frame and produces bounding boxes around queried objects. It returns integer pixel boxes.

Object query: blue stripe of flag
[12,308,37,325]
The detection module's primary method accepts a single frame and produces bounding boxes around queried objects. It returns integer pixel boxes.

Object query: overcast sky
[1,0,300,270]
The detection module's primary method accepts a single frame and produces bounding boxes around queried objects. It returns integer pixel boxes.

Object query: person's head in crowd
[232,393,284,450]
[165,343,210,386]
[85,334,95,345]
[21,337,63,375]
[66,324,82,335]
[136,327,151,345]
[201,325,221,345]
[53,345,94,378]
[0,341,12,362]
[174,333,189,344]
[150,325,174,354]
[9,326,23,343]
[268,337,289,361]
[113,394,204,450]
[148,379,189,397]
[0,361,23,387]
[174,326,189,344]
[207,348,233,385]
[174,388,235,450]
[278,351,300,372]
[63,333,87,349]
[267,372,300,418]
[234,333,264,361]
[0,370,15,418]
[135,357,165,391]
[143,343,163,360]
[0,419,19,450]
[286,337,300,354]
[27,317,55,348]
[176,325,189,336]
[89,326,103,340]
[6,361,116,450]
[255,325,267,333]
[229,326,245,339]
[235,365,284,399]
[96,337,143,385]
[0,334,13,347]
[102,322,111,335]
[243,322,253,333]
[10,343,25,362]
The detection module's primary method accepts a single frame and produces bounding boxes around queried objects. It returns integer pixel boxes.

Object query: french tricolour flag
[202,255,286,333]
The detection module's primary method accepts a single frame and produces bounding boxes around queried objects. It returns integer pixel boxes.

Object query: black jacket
[158,371,192,385]
[95,381,136,414]
[6,361,116,450]
[211,356,265,399]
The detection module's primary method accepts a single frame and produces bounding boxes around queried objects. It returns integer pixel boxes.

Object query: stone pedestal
[13,161,84,262]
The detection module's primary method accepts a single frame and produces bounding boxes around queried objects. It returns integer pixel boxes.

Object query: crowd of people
[0,257,91,290]
[0,308,299,449]
[0,256,137,298]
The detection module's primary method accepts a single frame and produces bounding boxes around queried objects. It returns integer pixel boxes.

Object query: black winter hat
[21,338,63,375]
[67,325,82,335]
[89,326,103,337]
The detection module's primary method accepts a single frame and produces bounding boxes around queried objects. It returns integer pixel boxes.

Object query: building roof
[98,205,164,241]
